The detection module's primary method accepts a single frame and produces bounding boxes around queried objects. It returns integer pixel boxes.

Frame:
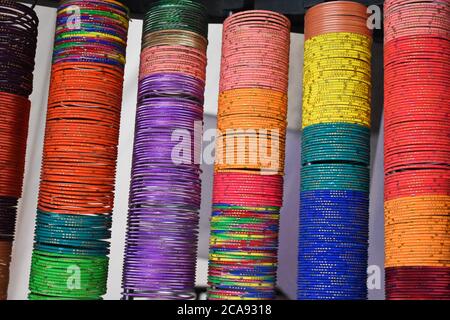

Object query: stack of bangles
[0,1,38,300]
[384,0,450,300]
[28,0,129,300]
[122,0,208,300]
[208,10,290,300]
[298,1,372,300]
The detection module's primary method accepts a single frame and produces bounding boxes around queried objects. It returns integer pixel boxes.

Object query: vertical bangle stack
[298,1,372,300]
[0,1,38,300]
[122,0,208,300]
[28,0,129,300]
[208,11,290,300]
[384,0,450,300]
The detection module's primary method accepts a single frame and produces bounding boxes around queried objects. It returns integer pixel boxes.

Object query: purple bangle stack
[122,0,208,300]
[0,1,38,300]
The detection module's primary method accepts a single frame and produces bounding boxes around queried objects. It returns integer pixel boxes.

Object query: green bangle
[29,250,108,299]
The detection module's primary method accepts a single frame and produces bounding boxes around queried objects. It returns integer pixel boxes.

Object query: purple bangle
[123,67,205,300]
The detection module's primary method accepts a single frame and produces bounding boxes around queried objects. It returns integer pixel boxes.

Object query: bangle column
[28,0,129,300]
[121,0,208,300]
[298,1,373,300]
[384,0,450,300]
[0,1,38,300]
[207,10,291,300]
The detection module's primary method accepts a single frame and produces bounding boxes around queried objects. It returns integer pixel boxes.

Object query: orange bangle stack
[207,11,290,300]
[0,1,38,300]
[39,62,124,215]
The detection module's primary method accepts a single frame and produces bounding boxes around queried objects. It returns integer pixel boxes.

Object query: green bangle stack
[144,0,208,38]
[301,163,370,192]
[302,123,370,165]
[33,210,112,257]
[29,250,108,300]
